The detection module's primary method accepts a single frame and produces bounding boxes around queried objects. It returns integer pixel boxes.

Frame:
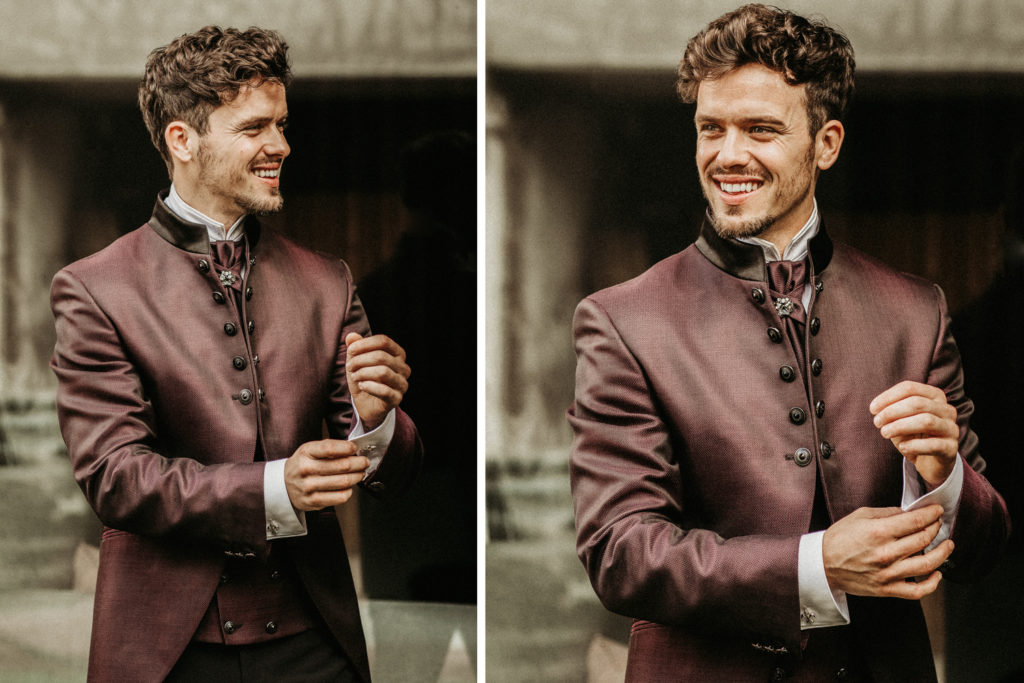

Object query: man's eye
[750,126,775,135]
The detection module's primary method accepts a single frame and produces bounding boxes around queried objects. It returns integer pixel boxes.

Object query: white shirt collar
[736,198,819,262]
[165,184,246,242]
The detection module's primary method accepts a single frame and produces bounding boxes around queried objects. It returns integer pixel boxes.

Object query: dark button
[815,400,825,418]
[815,281,824,293]
[258,388,266,402]
[821,441,834,459]
[248,320,255,334]
[219,573,230,585]
[810,317,820,335]
[224,620,238,634]
[233,356,247,371]
[270,570,282,581]
[835,668,847,680]
[779,365,796,382]
[771,666,787,682]
[239,389,254,405]
[794,448,812,467]
[197,259,210,273]
[752,288,765,304]
[212,291,226,304]
[367,481,386,493]
[253,355,260,366]
[767,327,783,343]
[246,287,253,301]
[789,407,806,425]
[265,621,278,634]
[224,322,237,336]
[811,358,823,375]
[249,256,257,266]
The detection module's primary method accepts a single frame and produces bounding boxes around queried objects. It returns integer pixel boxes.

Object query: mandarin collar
[147,189,262,255]
[695,218,833,281]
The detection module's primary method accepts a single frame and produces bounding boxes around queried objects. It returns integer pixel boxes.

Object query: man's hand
[284,439,370,511]
[870,380,959,487]
[345,332,410,430]
[823,505,953,599]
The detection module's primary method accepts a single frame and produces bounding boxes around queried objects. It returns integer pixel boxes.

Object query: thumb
[345,332,363,348]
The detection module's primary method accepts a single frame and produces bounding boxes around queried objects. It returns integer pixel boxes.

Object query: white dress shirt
[738,200,964,629]
[165,185,394,540]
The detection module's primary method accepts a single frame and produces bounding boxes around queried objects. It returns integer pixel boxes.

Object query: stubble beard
[197,143,285,218]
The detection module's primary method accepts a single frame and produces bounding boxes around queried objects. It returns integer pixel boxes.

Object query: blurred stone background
[0,1,475,680]
[486,1,1024,681]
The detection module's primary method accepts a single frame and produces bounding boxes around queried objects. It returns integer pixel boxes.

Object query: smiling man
[568,5,1009,681]
[50,27,422,682]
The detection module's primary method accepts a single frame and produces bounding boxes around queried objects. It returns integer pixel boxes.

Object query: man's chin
[708,210,774,240]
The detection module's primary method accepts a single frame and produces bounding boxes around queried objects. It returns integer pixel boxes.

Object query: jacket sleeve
[925,284,1010,580]
[322,275,423,498]
[50,268,268,551]
[568,295,803,650]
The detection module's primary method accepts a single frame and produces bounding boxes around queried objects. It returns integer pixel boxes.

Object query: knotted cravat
[211,240,243,293]
[766,258,810,369]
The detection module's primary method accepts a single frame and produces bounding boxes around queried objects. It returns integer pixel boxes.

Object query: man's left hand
[869,380,958,488]
[345,332,410,430]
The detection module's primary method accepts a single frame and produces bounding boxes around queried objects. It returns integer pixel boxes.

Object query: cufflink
[266,520,281,536]
[800,606,817,626]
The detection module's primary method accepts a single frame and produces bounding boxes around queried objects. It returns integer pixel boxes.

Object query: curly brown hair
[677,4,854,135]
[138,25,292,173]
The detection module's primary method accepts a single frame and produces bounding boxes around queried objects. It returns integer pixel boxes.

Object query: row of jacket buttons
[212,287,254,305]
[221,620,278,635]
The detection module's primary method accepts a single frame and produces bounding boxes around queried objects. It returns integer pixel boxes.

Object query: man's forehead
[695,64,806,117]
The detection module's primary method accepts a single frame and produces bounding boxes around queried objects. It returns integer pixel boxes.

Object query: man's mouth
[718,180,761,194]
[254,168,280,179]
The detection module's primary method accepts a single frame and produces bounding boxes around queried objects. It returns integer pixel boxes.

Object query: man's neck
[736,199,819,262]
[166,184,246,242]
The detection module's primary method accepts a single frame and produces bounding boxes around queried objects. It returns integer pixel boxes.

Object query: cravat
[211,240,243,293]
[766,259,810,370]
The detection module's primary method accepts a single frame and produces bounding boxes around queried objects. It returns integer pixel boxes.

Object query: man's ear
[164,121,197,165]
[815,120,844,171]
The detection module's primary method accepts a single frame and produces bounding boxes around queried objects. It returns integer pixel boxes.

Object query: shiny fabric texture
[51,194,423,682]
[568,221,1009,682]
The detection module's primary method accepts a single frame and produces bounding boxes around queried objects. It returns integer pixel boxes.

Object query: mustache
[706,165,768,180]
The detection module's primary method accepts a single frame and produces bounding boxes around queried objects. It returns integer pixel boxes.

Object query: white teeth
[254,169,279,178]
[720,181,759,193]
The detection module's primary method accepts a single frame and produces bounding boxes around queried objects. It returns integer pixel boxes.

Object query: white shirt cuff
[901,454,963,551]
[264,458,308,539]
[798,531,850,629]
[349,408,396,480]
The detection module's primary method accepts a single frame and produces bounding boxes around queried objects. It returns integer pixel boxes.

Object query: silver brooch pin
[219,270,238,287]
[774,297,795,317]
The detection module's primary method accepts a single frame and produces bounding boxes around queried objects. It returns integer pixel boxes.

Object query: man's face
[694,63,823,246]
[192,80,290,224]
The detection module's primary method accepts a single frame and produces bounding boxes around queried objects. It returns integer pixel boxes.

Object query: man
[568,5,1009,682]
[50,26,422,682]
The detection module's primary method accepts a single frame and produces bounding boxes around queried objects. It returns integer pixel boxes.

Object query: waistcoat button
[752,288,765,304]
[197,260,210,273]
[265,621,278,634]
[239,389,254,405]
[779,365,796,382]
[794,448,812,467]
[811,358,823,375]
[810,317,821,335]
[789,407,806,425]
[224,322,237,336]
[223,620,238,634]
[767,327,783,343]
[212,291,226,304]
[233,356,247,371]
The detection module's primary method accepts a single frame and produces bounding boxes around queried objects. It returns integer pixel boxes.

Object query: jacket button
[815,400,825,418]
[212,291,226,304]
[239,389,254,405]
[258,388,266,402]
[789,407,806,425]
[265,621,278,634]
[767,327,783,343]
[821,441,834,459]
[794,448,812,466]
[248,320,256,334]
[270,570,282,581]
[779,365,796,382]
[197,259,210,273]
[815,281,824,293]
[367,481,386,493]
[233,356,247,370]
[249,256,257,266]
[224,322,237,336]
[752,288,765,304]
[224,620,238,634]
[219,573,230,584]
[835,668,847,680]
[811,358,823,375]
[810,317,820,335]
[770,666,786,682]
[246,287,253,301]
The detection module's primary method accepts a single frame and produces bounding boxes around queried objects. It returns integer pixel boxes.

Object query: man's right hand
[822,504,953,600]
[284,439,370,511]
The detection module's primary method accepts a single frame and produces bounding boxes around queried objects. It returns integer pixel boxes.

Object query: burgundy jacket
[51,196,422,682]
[568,222,1009,682]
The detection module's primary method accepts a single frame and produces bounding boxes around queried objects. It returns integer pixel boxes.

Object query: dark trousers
[165,628,356,683]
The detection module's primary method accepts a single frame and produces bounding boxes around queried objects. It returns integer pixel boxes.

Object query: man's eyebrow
[231,115,287,130]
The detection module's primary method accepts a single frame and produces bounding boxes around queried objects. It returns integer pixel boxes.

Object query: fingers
[869,380,944,416]
[346,333,407,363]
[285,440,371,511]
[875,540,954,600]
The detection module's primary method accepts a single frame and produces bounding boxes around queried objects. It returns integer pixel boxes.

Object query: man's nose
[716,129,749,167]
[266,127,290,158]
